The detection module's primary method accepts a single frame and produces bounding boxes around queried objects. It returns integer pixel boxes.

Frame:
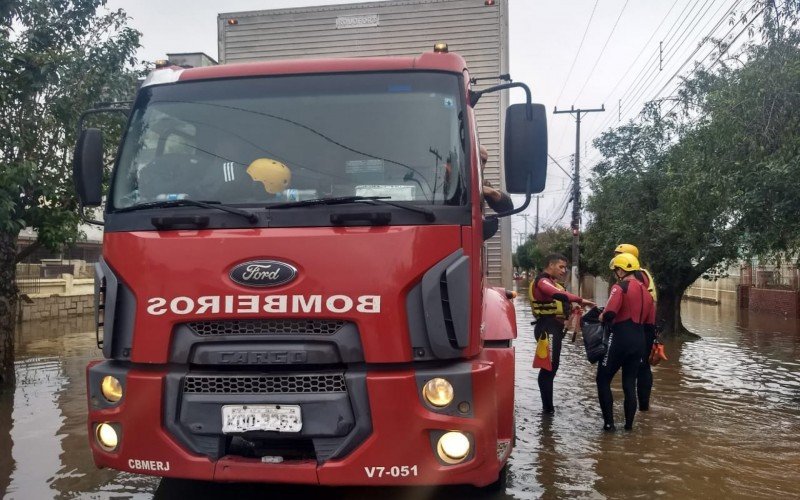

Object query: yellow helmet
[609,252,640,272]
[614,243,639,258]
[247,158,291,194]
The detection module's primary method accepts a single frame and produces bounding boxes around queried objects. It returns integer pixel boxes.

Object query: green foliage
[584,3,800,333]
[0,0,141,258]
[514,227,584,273]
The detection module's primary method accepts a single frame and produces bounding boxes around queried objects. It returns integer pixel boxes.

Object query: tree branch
[15,239,41,264]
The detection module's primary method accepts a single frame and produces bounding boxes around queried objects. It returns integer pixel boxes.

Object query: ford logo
[229,260,297,288]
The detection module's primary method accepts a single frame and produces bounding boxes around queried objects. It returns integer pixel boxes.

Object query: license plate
[221,404,302,433]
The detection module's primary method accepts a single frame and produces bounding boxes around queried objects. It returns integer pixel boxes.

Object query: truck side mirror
[73,128,104,207]
[504,103,547,194]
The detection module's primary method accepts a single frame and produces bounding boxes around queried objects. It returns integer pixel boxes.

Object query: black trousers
[596,323,645,429]
[534,317,565,412]
[637,329,655,410]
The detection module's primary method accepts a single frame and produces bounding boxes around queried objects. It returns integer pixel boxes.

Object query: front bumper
[86,360,508,486]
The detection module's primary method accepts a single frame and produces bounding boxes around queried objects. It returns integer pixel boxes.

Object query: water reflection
[1,298,799,499]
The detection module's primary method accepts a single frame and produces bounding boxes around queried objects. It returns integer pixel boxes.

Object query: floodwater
[1,297,799,499]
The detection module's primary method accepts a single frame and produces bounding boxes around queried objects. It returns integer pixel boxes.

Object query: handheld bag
[580,307,608,364]
[532,334,553,371]
[649,341,668,366]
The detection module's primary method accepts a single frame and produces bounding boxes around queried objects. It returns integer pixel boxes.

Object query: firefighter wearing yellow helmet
[247,158,292,194]
[612,243,660,414]
[597,251,655,431]
[614,243,656,302]
[609,251,640,272]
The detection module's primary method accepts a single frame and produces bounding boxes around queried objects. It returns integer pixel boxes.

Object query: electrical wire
[616,0,723,120]
[583,0,708,141]
[548,153,574,179]
[554,0,601,107]
[573,0,631,103]
[647,0,743,102]
[581,1,759,177]
[554,0,696,156]
[582,0,750,165]
[663,4,766,117]
[598,0,683,111]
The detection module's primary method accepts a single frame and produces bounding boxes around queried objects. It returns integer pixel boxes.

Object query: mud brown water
[1,298,798,499]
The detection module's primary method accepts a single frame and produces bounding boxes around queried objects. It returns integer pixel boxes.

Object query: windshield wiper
[269,196,436,221]
[268,195,387,209]
[113,199,258,223]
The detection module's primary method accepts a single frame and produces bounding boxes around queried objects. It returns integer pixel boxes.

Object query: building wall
[19,294,94,322]
[747,288,799,318]
[218,0,511,286]
[17,276,95,322]
[685,275,739,306]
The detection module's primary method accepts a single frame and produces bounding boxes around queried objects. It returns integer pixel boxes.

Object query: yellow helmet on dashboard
[247,158,291,194]
[613,243,639,258]
[609,252,640,272]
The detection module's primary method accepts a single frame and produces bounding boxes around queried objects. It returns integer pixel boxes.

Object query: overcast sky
[105,0,752,243]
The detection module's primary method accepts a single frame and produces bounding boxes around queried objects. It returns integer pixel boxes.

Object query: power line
[554,0,601,106]
[647,0,741,103]
[573,0,631,104]
[581,2,761,176]
[583,0,708,141]
[599,0,683,109]
[616,0,721,119]
[584,0,747,153]
[548,153,574,179]
[599,0,714,131]
[554,0,696,156]
[663,4,766,117]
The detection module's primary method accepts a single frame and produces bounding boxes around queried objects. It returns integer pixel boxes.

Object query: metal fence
[41,264,75,279]
[15,263,41,295]
[742,264,800,290]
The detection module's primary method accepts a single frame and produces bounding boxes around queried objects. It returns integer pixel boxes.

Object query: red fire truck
[73,46,547,487]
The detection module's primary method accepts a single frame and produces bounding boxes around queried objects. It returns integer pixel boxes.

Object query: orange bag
[649,342,668,366]
[532,335,553,371]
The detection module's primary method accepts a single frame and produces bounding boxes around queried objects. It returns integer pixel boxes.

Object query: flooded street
[1,297,799,499]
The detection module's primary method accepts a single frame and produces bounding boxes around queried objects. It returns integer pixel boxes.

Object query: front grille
[185,319,346,337]
[183,374,347,394]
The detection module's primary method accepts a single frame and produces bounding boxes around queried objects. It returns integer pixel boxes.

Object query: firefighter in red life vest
[529,253,595,413]
[598,252,656,431]
[613,243,661,410]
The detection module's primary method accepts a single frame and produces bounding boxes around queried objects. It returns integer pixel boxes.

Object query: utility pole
[515,231,525,249]
[534,195,540,238]
[554,104,605,294]
[519,214,531,238]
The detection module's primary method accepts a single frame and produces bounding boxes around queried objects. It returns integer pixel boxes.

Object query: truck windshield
[112,72,467,209]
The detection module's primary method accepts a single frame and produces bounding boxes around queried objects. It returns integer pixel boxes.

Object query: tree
[514,227,585,277]
[584,3,800,337]
[0,0,141,381]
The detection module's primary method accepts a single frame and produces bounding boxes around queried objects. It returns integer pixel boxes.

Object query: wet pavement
[1,296,799,499]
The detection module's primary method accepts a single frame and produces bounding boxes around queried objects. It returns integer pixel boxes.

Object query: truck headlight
[96,423,119,451]
[101,375,123,403]
[422,378,454,407]
[437,431,470,464]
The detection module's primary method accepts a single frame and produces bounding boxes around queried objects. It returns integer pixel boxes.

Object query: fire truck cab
[74,48,547,487]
